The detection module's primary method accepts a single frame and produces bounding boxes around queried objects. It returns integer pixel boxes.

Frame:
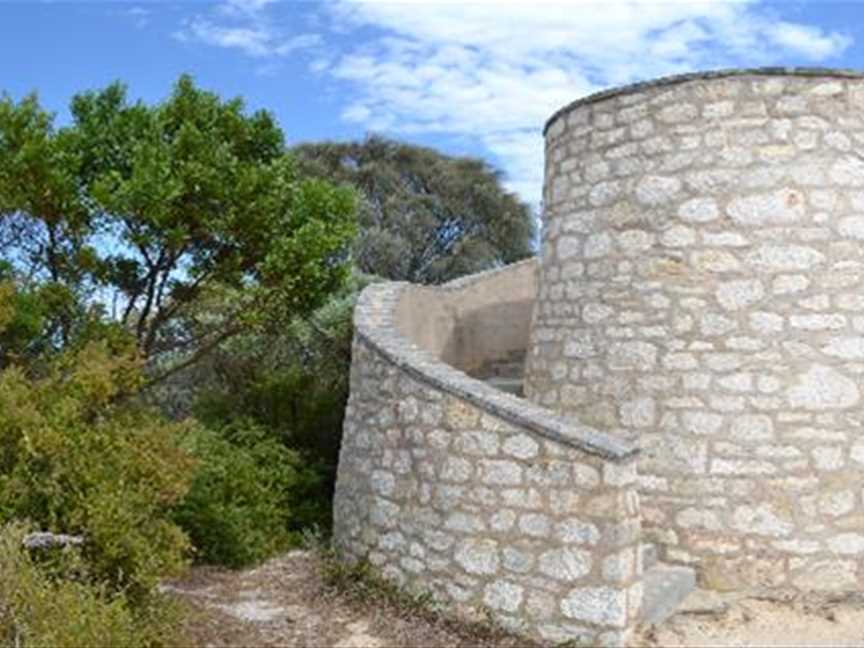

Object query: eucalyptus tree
[294,136,535,285]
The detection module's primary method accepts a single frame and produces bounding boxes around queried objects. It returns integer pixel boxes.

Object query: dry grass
[316,544,541,648]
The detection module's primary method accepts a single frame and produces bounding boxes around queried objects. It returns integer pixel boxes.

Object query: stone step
[641,563,697,625]
[484,376,524,396]
[484,361,525,378]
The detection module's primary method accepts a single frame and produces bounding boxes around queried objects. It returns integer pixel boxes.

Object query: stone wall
[526,68,864,592]
[333,263,642,646]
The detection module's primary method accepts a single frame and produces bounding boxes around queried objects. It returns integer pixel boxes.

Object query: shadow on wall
[393,260,537,375]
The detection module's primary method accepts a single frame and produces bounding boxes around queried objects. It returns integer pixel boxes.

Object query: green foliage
[0,269,112,370]
[172,419,308,568]
[191,291,354,462]
[0,278,44,364]
[0,77,537,600]
[0,93,89,288]
[0,292,195,595]
[295,136,535,284]
[0,523,181,648]
[0,524,138,647]
[191,367,340,534]
[182,276,365,535]
[0,76,357,367]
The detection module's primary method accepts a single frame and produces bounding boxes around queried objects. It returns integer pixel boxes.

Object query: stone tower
[525,68,864,590]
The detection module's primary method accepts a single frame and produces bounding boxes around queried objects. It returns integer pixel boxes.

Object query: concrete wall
[393,260,537,374]
[333,263,642,646]
[526,69,864,592]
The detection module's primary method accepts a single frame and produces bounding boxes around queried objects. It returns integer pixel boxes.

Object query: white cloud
[177,17,275,57]
[324,0,853,203]
[172,0,853,205]
[175,0,321,59]
[127,7,150,29]
[766,22,853,60]
[219,0,279,18]
[274,33,323,56]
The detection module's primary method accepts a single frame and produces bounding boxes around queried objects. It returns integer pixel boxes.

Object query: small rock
[22,532,84,550]
[675,589,730,616]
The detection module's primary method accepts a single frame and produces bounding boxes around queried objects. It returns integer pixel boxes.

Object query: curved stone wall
[333,261,642,646]
[526,68,864,592]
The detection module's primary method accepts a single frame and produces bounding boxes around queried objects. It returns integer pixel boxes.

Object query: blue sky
[2,1,863,203]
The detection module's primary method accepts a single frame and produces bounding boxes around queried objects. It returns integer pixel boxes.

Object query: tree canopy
[294,136,535,285]
[0,75,356,373]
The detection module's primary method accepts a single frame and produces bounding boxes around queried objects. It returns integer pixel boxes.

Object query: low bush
[183,279,364,538]
[0,338,196,598]
[172,419,309,567]
[0,523,181,647]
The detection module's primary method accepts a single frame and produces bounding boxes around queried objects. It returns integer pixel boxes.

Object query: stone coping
[353,261,639,462]
[544,66,864,135]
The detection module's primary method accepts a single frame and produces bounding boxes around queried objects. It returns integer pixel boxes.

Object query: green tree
[0,263,109,370]
[0,76,356,377]
[294,136,535,284]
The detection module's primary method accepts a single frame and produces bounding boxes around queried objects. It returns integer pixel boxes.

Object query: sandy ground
[167,550,864,647]
[641,591,864,648]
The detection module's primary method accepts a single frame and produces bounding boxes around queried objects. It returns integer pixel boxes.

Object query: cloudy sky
[2,1,860,203]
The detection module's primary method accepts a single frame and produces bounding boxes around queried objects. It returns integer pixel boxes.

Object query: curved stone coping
[353,262,638,462]
[544,66,864,135]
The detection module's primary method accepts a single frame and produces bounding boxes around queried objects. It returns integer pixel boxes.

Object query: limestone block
[484,580,524,613]
[731,504,793,537]
[726,189,805,225]
[635,175,682,205]
[539,547,593,581]
[787,365,860,410]
[716,279,764,310]
[560,586,628,627]
[454,538,500,575]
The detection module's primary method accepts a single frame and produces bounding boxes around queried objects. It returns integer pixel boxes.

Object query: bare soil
[166,550,529,648]
[639,591,864,648]
[166,550,864,647]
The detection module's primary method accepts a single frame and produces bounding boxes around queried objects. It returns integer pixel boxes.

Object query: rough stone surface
[527,69,864,596]
[334,264,641,647]
[337,69,864,648]
[787,365,860,410]
[560,586,628,627]
[642,564,697,624]
[22,532,85,550]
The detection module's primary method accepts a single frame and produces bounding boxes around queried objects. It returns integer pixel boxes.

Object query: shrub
[183,279,364,537]
[189,275,359,456]
[172,419,308,567]
[0,339,196,597]
[0,523,180,648]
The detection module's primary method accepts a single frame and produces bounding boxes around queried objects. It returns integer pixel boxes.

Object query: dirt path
[166,550,527,648]
[167,550,864,647]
